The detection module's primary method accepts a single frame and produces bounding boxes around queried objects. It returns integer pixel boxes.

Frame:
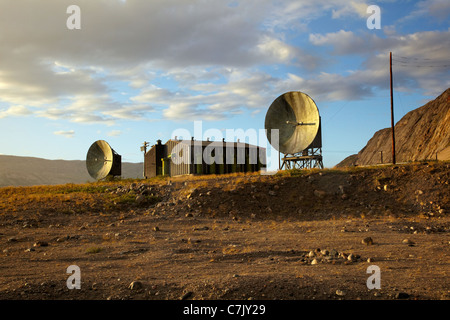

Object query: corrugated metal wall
[167,140,192,176]
[144,142,166,178]
[146,139,266,178]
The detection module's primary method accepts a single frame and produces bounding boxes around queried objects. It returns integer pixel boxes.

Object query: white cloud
[257,37,296,63]
[157,69,280,121]
[0,0,298,124]
[263,0,368,31]
[0,0,447,126]
[107,130,122,137]
[308,29,450,98]
[331,1,368,19]
[103,105,156,121]
[402,0,450,22]
[130,86,173,104]
[53,130,75,138]
[424,0,450,20]
[0,105,32,118]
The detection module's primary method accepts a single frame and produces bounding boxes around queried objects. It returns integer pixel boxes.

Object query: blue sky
[0,0,449,171]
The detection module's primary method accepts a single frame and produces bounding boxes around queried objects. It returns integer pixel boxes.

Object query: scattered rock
[128,281,143,290]
[268,191,276,196]
[347,253,356,262]
[362,237,374,245]
[395,292,410,299]
[314,190,327,198]
[135,194,146,204]
[336,289,346,296]
[181,291,193,300]
[33,241,48,247]
[330,249,338,257]
[153,226,160,232]
[311,258,318,265]
[193,226,209,231]
[402,239,415,246]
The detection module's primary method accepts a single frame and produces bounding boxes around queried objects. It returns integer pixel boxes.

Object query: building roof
[165,139,265,149]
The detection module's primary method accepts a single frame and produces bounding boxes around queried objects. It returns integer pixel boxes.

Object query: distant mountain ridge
[0,155,143,187]
[336,88,450,167]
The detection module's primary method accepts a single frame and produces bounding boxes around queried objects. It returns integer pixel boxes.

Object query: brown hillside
[337,88,450,167]
[0,155,144,187]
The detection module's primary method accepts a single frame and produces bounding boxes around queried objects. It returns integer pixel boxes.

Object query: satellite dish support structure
[280,117,323,170]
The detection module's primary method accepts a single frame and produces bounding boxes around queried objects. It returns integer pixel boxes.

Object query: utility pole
[141,141,149,178]
[390,52,396,164]
[141,141,149,154]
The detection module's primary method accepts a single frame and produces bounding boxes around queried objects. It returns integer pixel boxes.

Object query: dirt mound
[168,161,449,221]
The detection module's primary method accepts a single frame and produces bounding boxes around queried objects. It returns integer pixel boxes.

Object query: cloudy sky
[0,0,449,169]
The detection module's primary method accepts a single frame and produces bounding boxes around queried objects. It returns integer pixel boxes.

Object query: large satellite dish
[265,91,323,169]
[86,140,122,180]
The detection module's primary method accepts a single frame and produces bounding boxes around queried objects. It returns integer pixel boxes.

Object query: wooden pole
[278,150,281,170]
[142,141,149,178]
[390,52,396,164]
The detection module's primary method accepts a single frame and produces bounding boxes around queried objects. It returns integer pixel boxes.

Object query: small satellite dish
[86,140,122,180]
[265,91,320,154]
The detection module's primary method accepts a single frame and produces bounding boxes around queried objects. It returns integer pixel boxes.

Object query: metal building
[144,138,266,178]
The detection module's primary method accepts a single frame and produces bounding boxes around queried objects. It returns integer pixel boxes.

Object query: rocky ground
[0,161,449,301]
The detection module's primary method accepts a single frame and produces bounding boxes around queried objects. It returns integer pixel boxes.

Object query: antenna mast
[390,52,396,164]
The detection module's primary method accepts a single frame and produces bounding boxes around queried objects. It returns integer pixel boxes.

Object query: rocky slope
[337,88,450,167]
